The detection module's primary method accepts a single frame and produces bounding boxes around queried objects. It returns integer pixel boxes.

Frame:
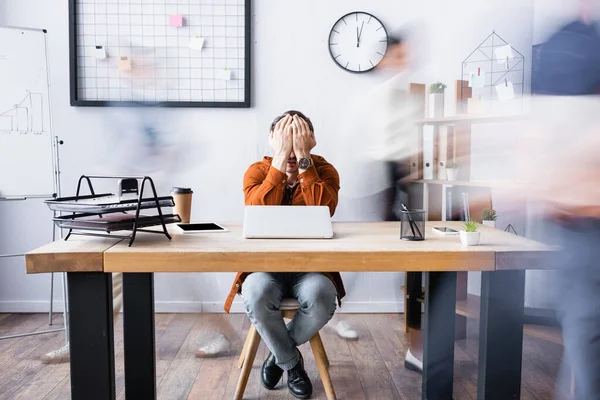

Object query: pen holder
[400,210,426,241]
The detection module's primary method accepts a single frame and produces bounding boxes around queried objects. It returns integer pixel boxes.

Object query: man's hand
[292,115,316,160]
[270,115,293,173]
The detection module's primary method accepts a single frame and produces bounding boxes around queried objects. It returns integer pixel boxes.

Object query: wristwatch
[298,156,313,169]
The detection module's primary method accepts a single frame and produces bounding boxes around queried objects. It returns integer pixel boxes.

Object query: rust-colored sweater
[223,155,346,313]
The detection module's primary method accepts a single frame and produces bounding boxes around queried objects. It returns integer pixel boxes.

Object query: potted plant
[428,82,447,118]
[445,162,460,181]
[460,221,480,246]
[481,208,497,228]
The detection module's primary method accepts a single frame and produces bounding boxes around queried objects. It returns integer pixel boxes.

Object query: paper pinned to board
[170,14,183,27]
[118,57,131,71]
[495,44,513,65]
[468,68,485,88]
[495,80,515,101]
[217,68,232,80]
[189,36,205,51]
[92,45,107,60]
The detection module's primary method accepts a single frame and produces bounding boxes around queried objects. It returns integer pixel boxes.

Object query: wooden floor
[0,312,571,400]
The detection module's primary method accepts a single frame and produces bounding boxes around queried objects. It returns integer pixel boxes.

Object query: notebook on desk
[243,206,333,239]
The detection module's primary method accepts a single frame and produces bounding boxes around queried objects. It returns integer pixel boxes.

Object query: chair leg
[309,333,337,400]
[238,326,253,368]
[403,272,409,333]
[313,332,330,367]
[234,325,261,400]
[49,272,55,326]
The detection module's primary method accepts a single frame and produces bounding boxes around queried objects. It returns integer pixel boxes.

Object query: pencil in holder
[400,209,426,241]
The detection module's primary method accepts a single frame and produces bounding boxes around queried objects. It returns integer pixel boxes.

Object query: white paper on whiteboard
[93,46,107,60]
[217,69,232,80]
[189,37,205,51]
[495,81,515,101]
[495,44,513,64]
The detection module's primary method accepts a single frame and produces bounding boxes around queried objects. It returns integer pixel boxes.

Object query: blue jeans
[551,218,600,399]
[242,272,337,370]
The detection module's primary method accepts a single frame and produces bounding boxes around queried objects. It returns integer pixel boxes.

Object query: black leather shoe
[261,352,284,390]
[287,352,313,399]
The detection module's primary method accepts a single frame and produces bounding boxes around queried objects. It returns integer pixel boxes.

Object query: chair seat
[280,298,300,311]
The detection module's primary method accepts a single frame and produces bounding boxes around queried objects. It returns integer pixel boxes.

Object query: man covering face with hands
[223,110,344,399]
[268,112,318,182]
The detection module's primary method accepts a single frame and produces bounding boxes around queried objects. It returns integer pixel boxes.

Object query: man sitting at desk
[223,110,345,399]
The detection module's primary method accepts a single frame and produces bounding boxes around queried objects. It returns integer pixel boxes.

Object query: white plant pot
[460,231,480,246]
[446,168,459,181]
[428,93,444,118]
[482,220,496,228]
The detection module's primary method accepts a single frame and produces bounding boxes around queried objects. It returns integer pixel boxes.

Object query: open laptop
[243,206,333,239]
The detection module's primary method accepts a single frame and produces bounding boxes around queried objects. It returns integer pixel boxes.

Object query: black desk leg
[406,272,423,329]
[123,273,157,400]
[423,271,457,400]
[477,270,525,400]
[67,272,116,400]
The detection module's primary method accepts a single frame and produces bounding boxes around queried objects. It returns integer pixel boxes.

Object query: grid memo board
[69,0,251,107]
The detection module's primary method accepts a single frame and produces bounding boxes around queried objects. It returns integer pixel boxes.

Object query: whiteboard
[0,26,55,198]
[70,0,251,107]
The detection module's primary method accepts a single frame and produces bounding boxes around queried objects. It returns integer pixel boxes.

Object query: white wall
[533,0,579,43]
[0,0,535,313]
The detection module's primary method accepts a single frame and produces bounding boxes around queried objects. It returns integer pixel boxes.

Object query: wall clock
[328,11,388,73]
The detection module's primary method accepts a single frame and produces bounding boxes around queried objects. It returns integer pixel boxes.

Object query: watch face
[328,12,388,73]
[299,158,310,169]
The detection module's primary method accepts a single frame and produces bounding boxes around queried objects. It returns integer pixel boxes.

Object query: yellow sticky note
[118,57,131,71]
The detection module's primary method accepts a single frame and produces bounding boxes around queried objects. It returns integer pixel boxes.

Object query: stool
[234,298,336,400]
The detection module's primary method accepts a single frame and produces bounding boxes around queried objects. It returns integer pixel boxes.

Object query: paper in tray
[45,193,175,213]
[54,213,181,233]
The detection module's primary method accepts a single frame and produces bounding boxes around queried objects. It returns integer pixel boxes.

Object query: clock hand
[358,21,365,46]
[356,26,359,47]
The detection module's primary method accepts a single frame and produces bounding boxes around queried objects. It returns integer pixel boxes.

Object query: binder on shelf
[462,192,471,221]
[422,126,435,179]
[46,175,176,247]
[437,125,454,179]
[410,125,424,180]
[437,125,448,180]
[408,82,426,180]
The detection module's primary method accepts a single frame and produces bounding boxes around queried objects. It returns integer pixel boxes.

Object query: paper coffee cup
[171,187,193,224]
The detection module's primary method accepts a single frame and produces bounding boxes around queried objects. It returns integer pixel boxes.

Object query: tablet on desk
[176,222,228,233]
[432,226,459,235]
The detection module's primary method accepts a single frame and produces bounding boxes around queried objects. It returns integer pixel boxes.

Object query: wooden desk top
[26,222,553,274]
[25,236,121,274]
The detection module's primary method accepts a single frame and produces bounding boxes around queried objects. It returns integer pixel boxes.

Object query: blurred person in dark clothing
[529,1,600,398]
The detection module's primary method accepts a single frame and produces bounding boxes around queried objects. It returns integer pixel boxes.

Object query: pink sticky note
[170,14,183,27]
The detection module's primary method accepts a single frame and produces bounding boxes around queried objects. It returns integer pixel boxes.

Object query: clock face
[328,12,388,73]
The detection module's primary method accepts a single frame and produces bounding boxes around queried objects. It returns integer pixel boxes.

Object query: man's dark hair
[387,32,405,46]
[270,110,314,133]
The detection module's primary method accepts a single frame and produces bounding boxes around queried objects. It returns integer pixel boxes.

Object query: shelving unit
[413,179,526,189]
[456,294,563,345]
[415,113,524,125]
[402,79,557,346]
